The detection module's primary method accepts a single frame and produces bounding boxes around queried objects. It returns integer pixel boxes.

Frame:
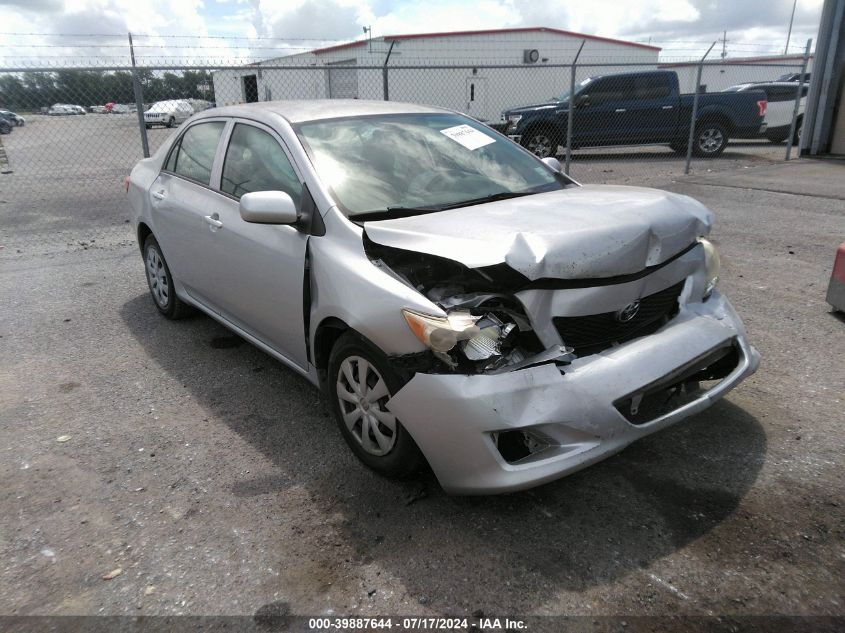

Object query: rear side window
[220,123,302,207]
[635,75,671,100]
[166,121,225,185]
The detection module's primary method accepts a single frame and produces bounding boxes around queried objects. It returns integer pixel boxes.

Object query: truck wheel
[692,122,728,157]
[793,117,803,145]
[521,128,561,159]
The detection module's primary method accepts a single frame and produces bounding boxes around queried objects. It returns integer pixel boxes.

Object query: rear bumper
[387,291,759,494]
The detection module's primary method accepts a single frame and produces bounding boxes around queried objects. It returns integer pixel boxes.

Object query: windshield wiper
[352,191,536,222]
[437,191,535,210]
[352,205,446,222]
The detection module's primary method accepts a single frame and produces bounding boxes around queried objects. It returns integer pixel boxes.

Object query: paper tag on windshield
[440,124,496,150]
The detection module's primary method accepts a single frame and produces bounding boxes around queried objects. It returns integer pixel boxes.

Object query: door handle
[662,105,674,110]
[204,215,223,229]
[615,108,627,113]
[152,190,166,201]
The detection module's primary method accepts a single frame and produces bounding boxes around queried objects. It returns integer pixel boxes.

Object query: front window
[295,113,570,217]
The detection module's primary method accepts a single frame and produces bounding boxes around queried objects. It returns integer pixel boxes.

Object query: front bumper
[387,291,759,494]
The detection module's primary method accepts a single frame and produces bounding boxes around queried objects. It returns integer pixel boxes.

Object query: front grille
[553,280,685,354]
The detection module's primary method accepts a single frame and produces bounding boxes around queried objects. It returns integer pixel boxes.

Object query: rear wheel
[143,235,191,319]
[692,122,729,157]
[328,332,424,478]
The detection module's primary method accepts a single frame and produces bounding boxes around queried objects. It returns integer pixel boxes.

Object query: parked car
[723,81,807,143]
[0,115,12,135]
[48,104,75,116]
[126,100,759,494]
[0,110,25,126]
[777,72,811,83]
[500,70,768,158]
[91,105,107,114]
[143,100,193,128]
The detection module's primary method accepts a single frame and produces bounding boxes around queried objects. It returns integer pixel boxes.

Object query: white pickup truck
[723,81,807,143]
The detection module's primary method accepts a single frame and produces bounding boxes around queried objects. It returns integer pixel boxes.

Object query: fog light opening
[493,429,552,464]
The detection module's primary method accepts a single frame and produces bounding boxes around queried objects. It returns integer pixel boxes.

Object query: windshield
[149,101,178,112]
[558,77,593,102]
[295,113,569,217]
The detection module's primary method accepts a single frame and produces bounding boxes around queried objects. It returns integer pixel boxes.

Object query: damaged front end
[365,235,574,375]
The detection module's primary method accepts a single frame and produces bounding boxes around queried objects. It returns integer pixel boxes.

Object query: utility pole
[785,0,798,53]
[719,30,728,59]
[129,32,150,158]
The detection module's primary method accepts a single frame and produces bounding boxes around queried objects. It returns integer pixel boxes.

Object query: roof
[659,53,814,68]
[312,26,661,55]
[197,99,449,124]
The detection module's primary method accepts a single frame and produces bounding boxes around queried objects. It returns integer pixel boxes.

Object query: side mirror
[575,94,590,108]
[541,157,561,172]
[239,191,299,224]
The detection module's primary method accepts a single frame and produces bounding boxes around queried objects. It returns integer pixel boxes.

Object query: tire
[793,117,803,145]
[166,117,175,128]
[692,122,729,157]
[142,235,191,319]
[520,127,562,159]
[327,332,424,478]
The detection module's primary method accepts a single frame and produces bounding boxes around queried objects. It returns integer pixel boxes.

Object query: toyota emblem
[615,300,641,322]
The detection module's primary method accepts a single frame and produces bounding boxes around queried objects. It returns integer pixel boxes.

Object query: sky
[0,0,826,64]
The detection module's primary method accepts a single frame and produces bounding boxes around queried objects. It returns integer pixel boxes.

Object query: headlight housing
[507,114,522,124]
[699,238,721,299]
[402,309,479,353]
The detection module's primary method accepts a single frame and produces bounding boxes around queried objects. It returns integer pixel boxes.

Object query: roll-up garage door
[328,60,358,99]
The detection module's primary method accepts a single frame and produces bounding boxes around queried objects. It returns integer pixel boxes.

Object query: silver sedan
[127,100,759,494]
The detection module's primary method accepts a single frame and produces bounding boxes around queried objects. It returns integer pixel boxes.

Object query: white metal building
[659,54,815,94]
[212,27,661,122]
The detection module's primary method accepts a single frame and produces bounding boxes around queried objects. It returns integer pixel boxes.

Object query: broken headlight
[698,238,721,299]
[402,309,480,353]
[402,309,523,370]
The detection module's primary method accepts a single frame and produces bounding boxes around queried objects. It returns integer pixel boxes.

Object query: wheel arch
[137,221,153,254]
[313,317,351,387]
[696,109,733,133]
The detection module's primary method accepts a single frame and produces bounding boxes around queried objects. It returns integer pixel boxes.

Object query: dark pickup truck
[499,70,768,158]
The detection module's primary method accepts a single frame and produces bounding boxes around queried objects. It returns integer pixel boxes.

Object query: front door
[202,120,310,368]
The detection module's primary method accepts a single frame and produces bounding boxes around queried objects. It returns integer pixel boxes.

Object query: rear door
[149,120,227,306]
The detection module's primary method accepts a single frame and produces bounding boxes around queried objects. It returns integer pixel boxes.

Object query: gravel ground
[0,117,843,629]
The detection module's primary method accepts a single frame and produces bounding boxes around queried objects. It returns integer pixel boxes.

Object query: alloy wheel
[697,127,724,154]
[527,134,554,158]
[336,355,397,456]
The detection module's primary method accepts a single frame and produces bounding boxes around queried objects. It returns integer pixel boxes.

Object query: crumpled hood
[363,185,713,280]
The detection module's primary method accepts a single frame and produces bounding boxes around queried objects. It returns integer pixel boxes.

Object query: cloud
[0,0,63,12]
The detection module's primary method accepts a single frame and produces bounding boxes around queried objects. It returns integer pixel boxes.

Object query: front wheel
[521,128,561,159]
[166,117,175,128]
[692,122,729,157]
[328,332,424,478]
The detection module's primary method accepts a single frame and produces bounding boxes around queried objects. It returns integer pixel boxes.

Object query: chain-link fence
[0,49,810,255]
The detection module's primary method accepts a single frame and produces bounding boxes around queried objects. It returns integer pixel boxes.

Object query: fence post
[565,40,585,176]
[128,33,150,158]
[684,42,716,175]
[785,38,812,161]
[382,40,396,101]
